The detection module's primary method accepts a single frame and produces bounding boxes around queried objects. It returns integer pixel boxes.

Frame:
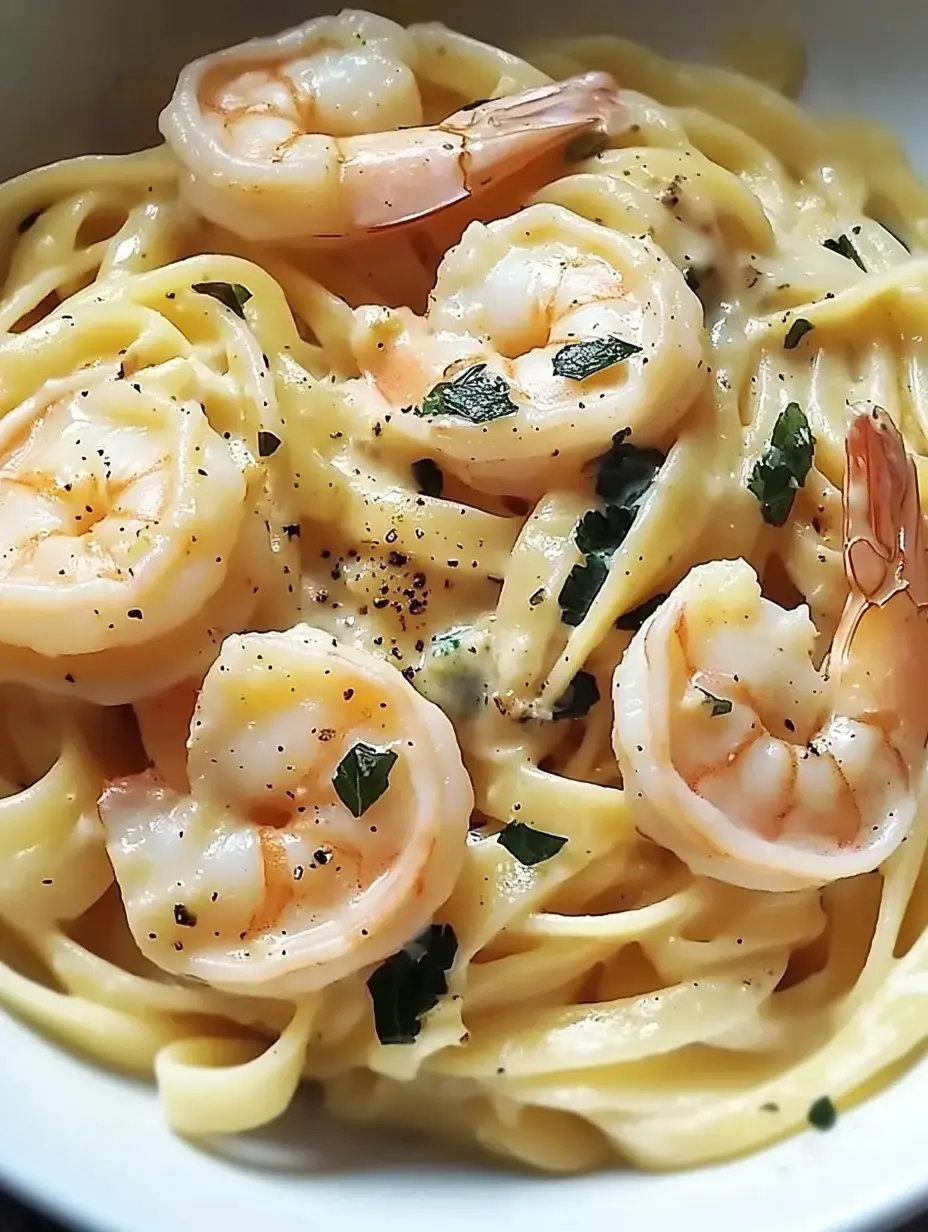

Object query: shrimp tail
[340,72,625,236]
[844,404,928,609]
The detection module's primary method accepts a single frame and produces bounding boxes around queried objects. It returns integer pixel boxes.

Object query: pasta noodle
[0,9,927,1175]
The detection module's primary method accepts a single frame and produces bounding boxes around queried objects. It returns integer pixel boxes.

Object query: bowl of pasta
[0,0,927,1229]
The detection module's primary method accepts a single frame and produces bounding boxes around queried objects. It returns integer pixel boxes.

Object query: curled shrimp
[347,203,706,495]
[99,625,473,996]
[613,407,928,891]
[0,366,245,659]
[159,8,622,245]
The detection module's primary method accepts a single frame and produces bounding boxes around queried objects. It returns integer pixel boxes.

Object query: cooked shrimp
[160,8,622,245]
[0,366,246,658]
[613,407,928,891]
[99,625,473,996]
[347,203,706,495]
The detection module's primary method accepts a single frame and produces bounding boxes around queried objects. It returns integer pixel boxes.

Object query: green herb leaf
[367,923,457,1045]
[807,1096,837,1130]
[257,430,281,458]
[332,742,398,818]
[575,504,636,556]
[822,234,866,272]
[615,593,668,631]
[191,281,253,318]
[559,433,665,627]
[552,670,600,720]
[415,363,517,424]
[411,457,443,497]
[559,553,610,627]
[594,430,665,506]
[783,318,814,350]
[697,687,733,717]
[746,402,815,526]
[552,335,642,381]
[497,821,568,866]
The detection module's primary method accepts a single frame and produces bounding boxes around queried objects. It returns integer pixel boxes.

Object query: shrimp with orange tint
[159,8,623,245]
[613,407,928,891]
[346,202,705,496]
[99,625,473,997]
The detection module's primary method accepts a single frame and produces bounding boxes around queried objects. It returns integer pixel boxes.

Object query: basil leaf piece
[575,504,637,556]
[746,403,815,526]
[415,363,517,424]
[191,281,253,318]
[783,318,814,350]
[559,431,665,626]
[257,430,281,458]
[615,593,668,631]
[559,553,609,628]
[411,457,443,497]
[367,923,458,1045]
[594,429,665,506]
[822,234,866,272]
[807,1096,837,1131]
[552,670,600,720]
[497,821,568,866]
[332,742,398,818]
[697,687,733,717]
[552,335,642,380]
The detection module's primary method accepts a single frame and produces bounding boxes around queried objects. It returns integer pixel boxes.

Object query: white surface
[0,1,926,1230]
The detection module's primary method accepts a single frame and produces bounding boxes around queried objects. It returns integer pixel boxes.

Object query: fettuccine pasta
[1,10,927,1174]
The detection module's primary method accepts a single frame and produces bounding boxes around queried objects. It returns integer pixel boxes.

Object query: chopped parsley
[191,281,253,317]
[746,403,815,527]
[411,457,443,497]
[559,554,610,628]
[552,670,600,720]
[414,363,517,424]
[783,318,814,350]
[559,431,665,626]
[594,429,665,506]
[332,743,397,818]
[552,335,642,380]
[367,923,457,1045]
[497,821,568,866]
[257,430,282,458]
[822,234,866,272]
[807,1096,837,1130]
[697,687,733,717]
[615,593,668,631]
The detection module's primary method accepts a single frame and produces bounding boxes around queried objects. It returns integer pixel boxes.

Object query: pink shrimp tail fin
[844,404,928,609]
[445,71,624,146]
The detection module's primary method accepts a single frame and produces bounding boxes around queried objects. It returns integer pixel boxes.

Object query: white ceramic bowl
[1,1,926,1229]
